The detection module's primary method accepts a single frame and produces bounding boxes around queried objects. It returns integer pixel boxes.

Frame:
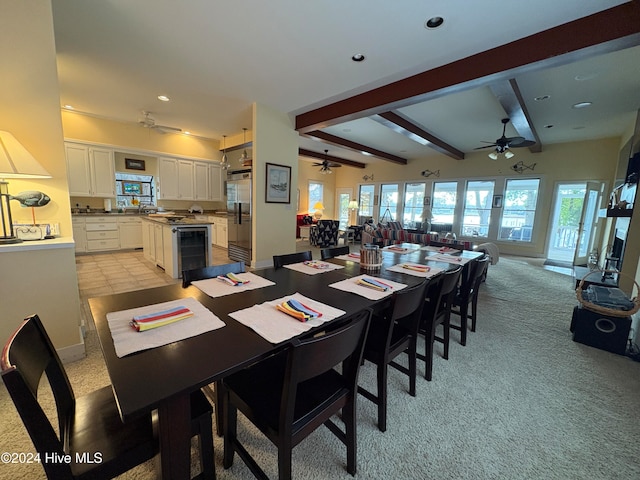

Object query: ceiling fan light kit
[477,117,535,160]
[313,149,341,174]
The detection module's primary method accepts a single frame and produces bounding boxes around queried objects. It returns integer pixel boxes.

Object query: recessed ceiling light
[157,95,170,102]
[183,131,191,135]
[573,126,586,130]
[544,124,554,129]
[351,54,365,62]
[534,95,550,101]
[572,101,592,109]
[63,104,74,110]
[425,16,444,29]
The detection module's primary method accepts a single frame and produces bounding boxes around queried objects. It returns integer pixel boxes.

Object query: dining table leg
[156,393,192,479]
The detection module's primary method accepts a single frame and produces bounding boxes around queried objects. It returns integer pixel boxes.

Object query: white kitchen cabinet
[65,143,115,197]
[142,219,153,260]
[118,216,143,249]
[209,163,223,201]
[72,217,87,253]
[85,216,119,251]
[215,216,228,248]
[154,223,164,266]
[158,157,194,200]
[162,225,175,277]
[194,161,210,201]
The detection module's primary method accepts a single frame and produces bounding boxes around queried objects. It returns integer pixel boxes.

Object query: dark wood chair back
[419,266,463,381]
[222,309,371,478]
[272,250,312,269]
[320,245,350,260]
[358,280,428,431]
[182,261,245,287]
[450,256,489,345]
[1,314,215,480]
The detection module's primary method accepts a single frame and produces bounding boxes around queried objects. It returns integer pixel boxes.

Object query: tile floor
[75,241,337,330]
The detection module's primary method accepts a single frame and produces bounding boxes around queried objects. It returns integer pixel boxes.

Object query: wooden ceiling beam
[302,131,407,165]
[295,2,640,133]
[298,148,366,168]
[372,111,465,160]
[489,79,542,153]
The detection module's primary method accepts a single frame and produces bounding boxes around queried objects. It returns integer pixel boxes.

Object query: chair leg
[459,303,468,346]
[408,340,417,397]
[425,326,435,381]
[471,297,478,332]
[278,441,293,480]
[222,389,236,469]
[376,362,388,432]
[343,401,357,475]
[197,415,216,480]
[443,317,450,360]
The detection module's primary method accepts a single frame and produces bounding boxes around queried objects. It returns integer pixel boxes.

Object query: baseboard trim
[58,333,86,364]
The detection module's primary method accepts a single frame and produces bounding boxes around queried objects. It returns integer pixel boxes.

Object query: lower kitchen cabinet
[72,217,87,253]
[118,216,143,249]
[85,216,119,252]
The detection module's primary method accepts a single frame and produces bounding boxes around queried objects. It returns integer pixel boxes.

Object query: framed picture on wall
[125,158,146,170]
[265,163,291,203]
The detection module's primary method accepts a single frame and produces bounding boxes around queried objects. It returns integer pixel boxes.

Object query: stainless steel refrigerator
[226,170,252,265]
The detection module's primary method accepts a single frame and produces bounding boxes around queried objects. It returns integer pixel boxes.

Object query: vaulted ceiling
[51,1,640,167]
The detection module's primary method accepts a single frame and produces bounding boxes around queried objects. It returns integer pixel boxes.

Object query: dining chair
[320,245,350,260]
[417,266,463,381]
[182,260,246,436]
[1,314,215,480]
[221,308,371,480]
[272,250,312,269]
[182,261,246,287]
[451,256,490,340]
[358,280,428,432]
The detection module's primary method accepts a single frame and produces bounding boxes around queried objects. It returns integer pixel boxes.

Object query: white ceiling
[51,0,640,166]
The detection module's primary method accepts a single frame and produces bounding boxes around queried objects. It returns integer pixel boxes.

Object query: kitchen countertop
[140,216,214,226]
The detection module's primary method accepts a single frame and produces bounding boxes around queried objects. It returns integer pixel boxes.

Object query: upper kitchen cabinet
[158,157,194,200]
[65,143,116,197]
[209,162,223,201]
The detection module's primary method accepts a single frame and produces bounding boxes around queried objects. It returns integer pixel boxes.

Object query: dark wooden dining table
[88,244,483,479]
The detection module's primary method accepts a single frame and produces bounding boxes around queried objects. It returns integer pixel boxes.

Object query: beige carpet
[2,256,640,479]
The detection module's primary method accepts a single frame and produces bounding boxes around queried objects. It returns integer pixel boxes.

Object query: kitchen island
[140,216,213,278]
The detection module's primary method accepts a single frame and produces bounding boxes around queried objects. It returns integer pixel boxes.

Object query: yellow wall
[252,103,299,268]
[0,0,82,354]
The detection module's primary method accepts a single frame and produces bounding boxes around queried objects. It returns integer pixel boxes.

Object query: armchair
[310,219,340,247]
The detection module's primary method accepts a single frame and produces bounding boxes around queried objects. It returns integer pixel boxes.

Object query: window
[379,184,399,222]
[358,184,376,219]
[499,178,541,241]
[115,173,155,208]
[402,182,425,228]
[308,181,323,211]
[432,182,457,224]
[462,180,495,237]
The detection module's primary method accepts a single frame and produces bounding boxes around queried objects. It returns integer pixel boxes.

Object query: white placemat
[106,297,225,358]
[386,262,445,278]
[335,253,361,263]
[329,274,408,300]
[229,292,345,344]
[382,245,420,254]
[191,272,275,298]
[284,260,345,275]
[427,254,472,265]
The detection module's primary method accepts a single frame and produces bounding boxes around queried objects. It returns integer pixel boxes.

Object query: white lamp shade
[0,131,51,178]
[348,200,359,210]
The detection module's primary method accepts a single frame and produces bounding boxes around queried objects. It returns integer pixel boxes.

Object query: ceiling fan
[475,118,535,159]
[313,150,342,174]
[137,111,182,133]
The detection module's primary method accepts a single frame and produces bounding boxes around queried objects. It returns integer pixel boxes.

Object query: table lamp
[0,131,52,244]
[313,201,324,220]
[348,199,359,225]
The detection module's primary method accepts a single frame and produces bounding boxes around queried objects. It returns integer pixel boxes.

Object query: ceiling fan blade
[509,139,536,148]
[154,125,182,133]
[474,144,498,150]
[504,136,525,144]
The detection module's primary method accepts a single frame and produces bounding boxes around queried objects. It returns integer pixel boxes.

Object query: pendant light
[239,128,250,165]
[220,135,229,170]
